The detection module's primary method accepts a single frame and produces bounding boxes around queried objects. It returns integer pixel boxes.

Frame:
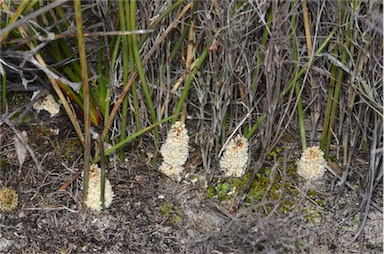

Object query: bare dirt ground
[0,105,383,254]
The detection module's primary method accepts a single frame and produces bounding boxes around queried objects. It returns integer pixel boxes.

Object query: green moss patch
[159,201,184,226]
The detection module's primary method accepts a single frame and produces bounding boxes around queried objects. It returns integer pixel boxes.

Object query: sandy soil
[0,109,382,254]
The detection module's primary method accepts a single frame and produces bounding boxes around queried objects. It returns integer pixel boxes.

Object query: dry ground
[0,105,383,254]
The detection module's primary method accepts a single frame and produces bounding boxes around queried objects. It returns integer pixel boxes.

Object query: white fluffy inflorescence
[31,91,60,117]
[219,135,249,177]
[159,121,189,180]
[85,164,114,211]
[297,146,326,181]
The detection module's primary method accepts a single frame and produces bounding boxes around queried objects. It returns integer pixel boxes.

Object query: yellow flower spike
[0,188,18,212]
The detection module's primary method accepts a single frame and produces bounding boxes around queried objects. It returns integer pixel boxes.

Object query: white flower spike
[297,146,326,181]
[220,135,249,177]
[159,162,184,182]
[31,91,60,117]
[159,121,189,180]
[85,164,114,211]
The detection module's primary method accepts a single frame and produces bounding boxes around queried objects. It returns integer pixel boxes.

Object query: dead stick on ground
[326,164,383,213]
[58,171,83,191]
[3,118,44,173]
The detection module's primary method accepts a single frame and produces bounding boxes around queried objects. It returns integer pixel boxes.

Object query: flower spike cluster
[159,121,189,181]
[219,135,249,177]
[85,164,114,211]
[297,146,326,181]
[0,187,18,212]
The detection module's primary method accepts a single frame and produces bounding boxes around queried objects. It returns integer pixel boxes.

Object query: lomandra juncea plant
[85,164,114,211]
[0,187,18,212]
[220,135,249,178]
[297,146,326,181]
[159,121,189,181]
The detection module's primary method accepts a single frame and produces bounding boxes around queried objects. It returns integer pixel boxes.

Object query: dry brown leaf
[327,161,343,175]
[13,130,28,169]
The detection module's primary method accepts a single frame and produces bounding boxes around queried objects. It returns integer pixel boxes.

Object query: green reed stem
[323,5,351,158]
[97,40,107,114]
[251,8,272,92]
[99,135,106,209]
[94,114,178,163]
[291,1,307,151]
[101,2,194,142]
[0,0,29,45]
[130,0,160,162]
[74,0,90,205]
[280,28,336,99]
[173,46,210,123]
[320,46,338,152]
[96,40,111,140]
[109,36,121,75]
[138,0,185,48]
[247,28,336,139]
[117,0,130,160]
[127,2,141,140]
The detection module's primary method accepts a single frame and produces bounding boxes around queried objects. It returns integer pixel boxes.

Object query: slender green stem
[291,1,306,151]
[97,40,106,114]
[247,29,336,139]
[127,1,141,140]
[109,36,121,75]
[251,8,272,92]
[320,46,337,152]
[322,2,352,158]
[103,89,111,140]
[94,114,178,163]
[117,0,130,160]
[294,87,306,151]
[101,1,194,141]
[245,113,266,140]
[130,0,160,161]
[138,0,185,48]
[170,26,190,61]
[99,136,106,209]
[0,0,30,45]
[173,46,210,123]
[74,0,90,205]
[280,28,336,99]
[326,35,350,157]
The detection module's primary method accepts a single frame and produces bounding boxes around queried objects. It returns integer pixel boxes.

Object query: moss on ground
[207,146,326,219]
[160,201,184,226]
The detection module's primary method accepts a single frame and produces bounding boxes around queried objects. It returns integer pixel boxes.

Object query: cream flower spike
[85,164,114,211]
[159,121,189,180]
[31,91,60,117]
[0,187,18,212]
[297,146,326,181]
[219,135,249,177]
[159,163,184,182]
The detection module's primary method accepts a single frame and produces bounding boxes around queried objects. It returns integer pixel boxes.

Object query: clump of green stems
[1,1,381,212]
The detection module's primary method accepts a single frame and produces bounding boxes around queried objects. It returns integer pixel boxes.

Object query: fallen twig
[58,170,82,191]
[326,164,383,213]
[3,118,44,173]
